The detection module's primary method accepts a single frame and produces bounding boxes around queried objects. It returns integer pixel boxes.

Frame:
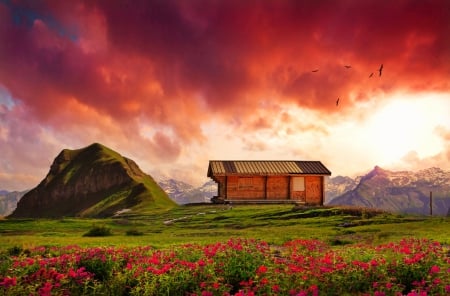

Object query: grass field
[1,205,449,295]
[1,205,449,250]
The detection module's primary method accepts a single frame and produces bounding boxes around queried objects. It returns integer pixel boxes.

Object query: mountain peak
[360,165,389,182]
[328,166,450,216]
[9,143,176,218]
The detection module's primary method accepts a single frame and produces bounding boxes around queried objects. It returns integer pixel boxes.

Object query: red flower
[429,265,440,274]
[0,276,17,288]
[256,265,268,274]
[272,285,280,292]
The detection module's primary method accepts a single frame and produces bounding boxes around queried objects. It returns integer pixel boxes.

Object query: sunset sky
[1,0,449,191]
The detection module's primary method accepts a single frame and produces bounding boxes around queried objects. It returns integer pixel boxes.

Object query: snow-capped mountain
[325,175,358,203]
[157,179,217,204]
[0,190,28,217]
[328,166,450,216]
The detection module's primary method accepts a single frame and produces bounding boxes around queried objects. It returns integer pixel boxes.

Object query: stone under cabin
[207,160,332,205]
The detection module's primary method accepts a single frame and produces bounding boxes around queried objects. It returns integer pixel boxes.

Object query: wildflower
[38,282,53,296]
[198,259,206,267]
[429,265,440,274]
[0,276,17,288]
[256,265,268,274]
[272,285,280,293]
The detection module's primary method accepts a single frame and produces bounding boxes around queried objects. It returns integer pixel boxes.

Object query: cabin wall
[226,176,265,199]
[214,176,226,199]
[266,176,289,199]
[212,175,324,205]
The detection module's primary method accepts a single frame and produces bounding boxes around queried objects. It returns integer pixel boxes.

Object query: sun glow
[366,93,449,164]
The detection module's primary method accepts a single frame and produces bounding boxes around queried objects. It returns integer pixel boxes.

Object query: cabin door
[305,176,322,204]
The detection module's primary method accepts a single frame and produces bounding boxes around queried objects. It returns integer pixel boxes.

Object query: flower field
[1,238,449,295]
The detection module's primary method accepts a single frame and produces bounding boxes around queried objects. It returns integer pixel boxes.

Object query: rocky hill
[9,143,176,218]
[328,166,450,215]
[158,179,217,204]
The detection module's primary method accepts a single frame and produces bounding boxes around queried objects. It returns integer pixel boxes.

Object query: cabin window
[292,177,305,191]
[238,177,253,190]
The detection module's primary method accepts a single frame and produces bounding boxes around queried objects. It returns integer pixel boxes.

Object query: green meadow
[1,205,449,250]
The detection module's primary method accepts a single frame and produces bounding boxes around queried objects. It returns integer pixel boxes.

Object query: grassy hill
[9,143,176,218]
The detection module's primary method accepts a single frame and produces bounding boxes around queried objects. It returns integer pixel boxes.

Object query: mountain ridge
[328,166,450,215]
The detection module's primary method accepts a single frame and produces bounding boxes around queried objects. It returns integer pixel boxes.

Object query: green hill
[9,143,176,218]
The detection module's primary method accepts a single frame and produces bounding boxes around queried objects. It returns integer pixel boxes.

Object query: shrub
[7,246,23,256]
[125,229,144,236]
[83,225,112,237]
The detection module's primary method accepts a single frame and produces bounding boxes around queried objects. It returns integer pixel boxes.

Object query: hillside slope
[9,143,176,218]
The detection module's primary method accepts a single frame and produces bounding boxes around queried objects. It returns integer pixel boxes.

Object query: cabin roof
[207,160,331,176]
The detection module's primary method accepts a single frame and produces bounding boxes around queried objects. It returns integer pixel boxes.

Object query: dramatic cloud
[0,0,449,190]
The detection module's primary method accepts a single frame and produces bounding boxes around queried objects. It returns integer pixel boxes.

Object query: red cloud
[0,0,449,160]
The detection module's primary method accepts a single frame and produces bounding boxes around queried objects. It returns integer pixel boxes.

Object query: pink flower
[429,265,440,274]
[445,285,450,293]
[0,276,17,288]
[38,282,53,296]
[198,259,206,267]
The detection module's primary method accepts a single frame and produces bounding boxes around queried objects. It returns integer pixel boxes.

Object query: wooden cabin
[207,161,331,205]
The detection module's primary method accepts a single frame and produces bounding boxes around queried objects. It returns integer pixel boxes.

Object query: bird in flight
[378,64,383,77]
[369,72,374,78]
[344,65,351,69]
[312,69,319,72]
[336,98,340,106]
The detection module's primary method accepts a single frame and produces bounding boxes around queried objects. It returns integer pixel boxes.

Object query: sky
[0,0,449,191]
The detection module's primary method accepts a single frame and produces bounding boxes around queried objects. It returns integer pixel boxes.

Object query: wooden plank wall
[266,176,289,200]
[213,175,324,205]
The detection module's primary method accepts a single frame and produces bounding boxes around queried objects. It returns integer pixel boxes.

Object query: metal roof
[208,161,331,176]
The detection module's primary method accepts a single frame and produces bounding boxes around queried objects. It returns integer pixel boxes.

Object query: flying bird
[344,65,351,69]
[378,64,383,77]
[336,98,340,106]
[369,72,374,78]
[312,69,319,72]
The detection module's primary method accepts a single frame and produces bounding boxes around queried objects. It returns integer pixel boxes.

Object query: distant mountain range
[328,166,450,216]
[2,164,449,217]
[157,179,217,204]
[0,190,28,217]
